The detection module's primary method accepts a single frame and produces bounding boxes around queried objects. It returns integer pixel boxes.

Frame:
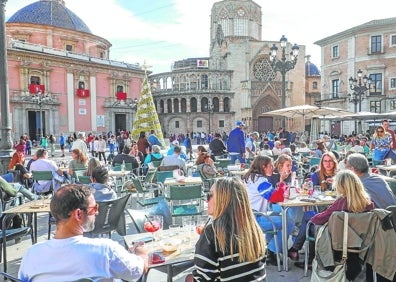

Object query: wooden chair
[83,194,131,238]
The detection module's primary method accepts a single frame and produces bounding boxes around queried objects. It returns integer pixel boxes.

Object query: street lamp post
[349,69,371,133]
[206,102,214,134]
[269,35,299,129]
[32,89,52,142]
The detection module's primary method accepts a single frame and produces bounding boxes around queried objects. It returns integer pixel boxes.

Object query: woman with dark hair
[137,131,150,158]
[243,155,294,264]
[314,141,328,158]
[189,177,267,281]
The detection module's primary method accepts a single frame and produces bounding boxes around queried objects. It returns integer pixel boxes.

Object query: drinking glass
[195,215,210,235]
[144,215,163,241]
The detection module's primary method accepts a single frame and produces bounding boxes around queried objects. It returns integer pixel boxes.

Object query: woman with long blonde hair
[191,177,267,281]
[288,170,373,268]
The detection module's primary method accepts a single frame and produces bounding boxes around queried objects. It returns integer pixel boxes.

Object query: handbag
[311,212,349,282]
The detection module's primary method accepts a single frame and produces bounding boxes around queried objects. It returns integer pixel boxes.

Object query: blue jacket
[226,127,245,154]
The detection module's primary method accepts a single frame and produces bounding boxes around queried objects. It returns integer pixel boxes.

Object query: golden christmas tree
[131,68,165,147]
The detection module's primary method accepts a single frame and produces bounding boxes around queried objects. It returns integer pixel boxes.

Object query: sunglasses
[206,192,213,202]
[83,203,99,215]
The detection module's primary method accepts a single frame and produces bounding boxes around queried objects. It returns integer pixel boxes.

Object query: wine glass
[144,215,163,241]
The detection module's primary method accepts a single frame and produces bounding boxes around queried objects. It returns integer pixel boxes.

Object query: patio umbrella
[261,105,353,132]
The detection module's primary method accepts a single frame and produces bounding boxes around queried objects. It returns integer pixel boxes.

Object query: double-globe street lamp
[32,88,52,143]
[348,69,371,133]
[269,35,299,129]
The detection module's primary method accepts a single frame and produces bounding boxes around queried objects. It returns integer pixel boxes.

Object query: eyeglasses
[377,130,384,133]
[83,203,99,215]
[206,192,213,202]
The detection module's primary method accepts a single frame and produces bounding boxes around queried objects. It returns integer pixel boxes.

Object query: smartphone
[132,236,153,244]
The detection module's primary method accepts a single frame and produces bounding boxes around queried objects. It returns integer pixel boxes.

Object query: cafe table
[376,164,396,177]
[278,195,335,271]
[3,198,52,244]
[124,228,198,282]
[228,169,249,177]
[163,176,203,187]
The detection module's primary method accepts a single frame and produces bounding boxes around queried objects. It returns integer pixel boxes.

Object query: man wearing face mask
[18,184,148,281]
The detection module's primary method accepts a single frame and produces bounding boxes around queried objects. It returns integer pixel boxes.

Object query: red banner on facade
[29,84,45,94]
[116,92,127,100]
[77,89,90,97]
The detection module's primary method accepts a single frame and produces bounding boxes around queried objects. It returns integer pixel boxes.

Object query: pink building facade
[6,0,144,142]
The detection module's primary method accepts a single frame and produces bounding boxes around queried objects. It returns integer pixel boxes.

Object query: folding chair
[128,175,164,207]
[83,194,131,238]
[253,210,282,272]
[31,170,54,195]
[0,190,33,273]
[167,184,204,222]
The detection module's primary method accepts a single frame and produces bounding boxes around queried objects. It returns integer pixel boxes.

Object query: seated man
[112,145,139,171]
[29,149,65,193]
[18,184,148,281]
[161,145,187,175]
[346,153,396,208]
[89,166,117,201]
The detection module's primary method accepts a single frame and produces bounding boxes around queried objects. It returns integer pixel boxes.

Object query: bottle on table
[121,160,126,172]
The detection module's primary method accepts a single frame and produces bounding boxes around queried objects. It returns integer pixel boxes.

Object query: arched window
[181,98,187,112]
[117,85,124,92]
[213,97,220,112]
[201,97,209,112]
[190,98,197,112]
[78,81,85,89]
[160,100,165,113]
[173,99,179,113]
[167,99,172,113]
[224,97,230,112]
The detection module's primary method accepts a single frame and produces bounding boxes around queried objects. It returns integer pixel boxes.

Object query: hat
[236,120,245,127]
[172,140,179,146]
[251,131,259,138]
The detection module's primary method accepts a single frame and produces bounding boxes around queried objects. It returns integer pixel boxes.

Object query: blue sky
[5,0,396,74]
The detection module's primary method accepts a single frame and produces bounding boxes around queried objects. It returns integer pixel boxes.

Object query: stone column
[0,0,13,174]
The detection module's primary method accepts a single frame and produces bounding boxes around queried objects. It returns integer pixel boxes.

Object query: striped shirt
[193,224,267,281]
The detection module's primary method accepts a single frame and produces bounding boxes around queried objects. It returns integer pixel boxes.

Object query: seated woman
[195,149,223,179]
[85,158,101,177]
[143,145,164,170]
[8,140,31,183]
[68,148,88,178]
[188,177,267,281]
[314,141,328,158]
[370,125,396,166]
[288,170,374,271]
[243,155,293,264]
[310,152,338,191]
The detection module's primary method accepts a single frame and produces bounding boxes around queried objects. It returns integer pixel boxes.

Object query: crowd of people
[2,119,396,281]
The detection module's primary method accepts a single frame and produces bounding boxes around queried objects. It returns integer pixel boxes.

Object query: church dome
[305,56,320,76]
[7,0,92,34]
